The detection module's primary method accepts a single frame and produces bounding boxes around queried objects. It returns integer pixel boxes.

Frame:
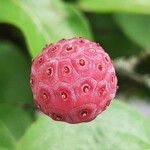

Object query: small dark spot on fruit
[38,57,43,64]
[111,74,114,83]
[83,85,90,93]
[45,44,48,48]
[79,39,84,43]
[99,86,107,96]
[42,92,48,100]
[36,104,41,109]
[52,113,62,121]
[42,44,48,51]
[56,116,62,121]
[30,78,34,87]
[80,110,88,118]
[46,67,52,76]
[106,100,111,106]
[98,64,102,71]
[61,92,67,100]
[59,38,66,42]
[66,45,72,51]
[102,106,107,111]
[49,43,53,46]
[79,59,85,66]
[63,66,70,74]
[105,56,109,62]
[51,45,57,51]
[96,43,100,46]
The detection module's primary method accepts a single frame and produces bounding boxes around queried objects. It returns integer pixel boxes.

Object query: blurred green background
[0,0,150,150]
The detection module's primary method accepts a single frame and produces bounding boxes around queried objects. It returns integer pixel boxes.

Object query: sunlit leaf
[17,101,150,150]
[0,0,92,57]
[0,121,16,150]
[77,0,150,14]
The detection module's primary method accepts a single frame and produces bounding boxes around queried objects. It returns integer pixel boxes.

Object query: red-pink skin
[30,37,117,124]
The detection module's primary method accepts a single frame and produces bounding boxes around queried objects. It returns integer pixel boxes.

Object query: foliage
[0,0,150,150]
[17,101,150,150]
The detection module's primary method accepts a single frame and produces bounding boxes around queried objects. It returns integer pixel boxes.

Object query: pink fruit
[30,37,117,124]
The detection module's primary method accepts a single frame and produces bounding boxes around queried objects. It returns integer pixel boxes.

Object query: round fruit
[30,37,117,124]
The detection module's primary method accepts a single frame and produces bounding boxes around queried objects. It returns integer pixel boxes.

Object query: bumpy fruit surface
[30,37,117,124]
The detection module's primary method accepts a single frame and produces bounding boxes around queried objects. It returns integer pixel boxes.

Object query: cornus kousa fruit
[30,37,117,124]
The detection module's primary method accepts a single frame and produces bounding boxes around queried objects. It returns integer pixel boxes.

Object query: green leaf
[0,121,16,150]
[17,101,150,150]
[114,14,150,50]
[86,14,141,58]
[0,103,33,140]
[0,40,32,104]
[77,0,150,14]
[0,0,92,58]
